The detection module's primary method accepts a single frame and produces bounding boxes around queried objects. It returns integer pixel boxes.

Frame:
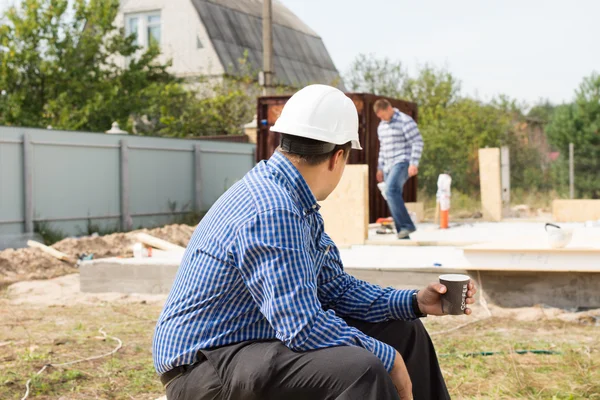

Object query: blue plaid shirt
[377,108,424,173]
[153,151,417,375]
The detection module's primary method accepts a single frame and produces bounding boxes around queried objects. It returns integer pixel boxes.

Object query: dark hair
[373,99,392,113]
[278,134,352,166]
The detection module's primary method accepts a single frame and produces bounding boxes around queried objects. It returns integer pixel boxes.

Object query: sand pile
[0,224,195,286]
[0,248,77,285]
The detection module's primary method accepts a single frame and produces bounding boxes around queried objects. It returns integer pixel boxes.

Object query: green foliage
[546,73,600,198]
[528,99,556,123]
[34,221,66,245]
[0,0,174,131]
[128,53,260,137]
[547,73,600,199]
[345,54,560,195]
[82,218,121,236]
[0,0,256,137]
[346,53,406,96]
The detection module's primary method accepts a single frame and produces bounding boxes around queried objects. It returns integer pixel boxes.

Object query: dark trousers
[385,162,416,233]
[166,318,450,400]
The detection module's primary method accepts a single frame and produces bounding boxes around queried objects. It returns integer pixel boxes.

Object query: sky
[1,0,598,105]
[281,0,600,106]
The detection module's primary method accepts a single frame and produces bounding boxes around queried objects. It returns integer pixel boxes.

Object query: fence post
[23,134,34,233]
[500,146,510,217]
[194,145,202,213]
[569,143,574,199]
[120,139,132,231]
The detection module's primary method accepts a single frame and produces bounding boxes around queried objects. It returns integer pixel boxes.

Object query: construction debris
[0,224,195,286]
[27,240,77,264]
[136,233,185,252]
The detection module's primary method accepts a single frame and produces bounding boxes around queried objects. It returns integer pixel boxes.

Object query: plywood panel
[405,202,424,223]
[553,199,600,222]
[320,165,369,247]
[478,148,502,222]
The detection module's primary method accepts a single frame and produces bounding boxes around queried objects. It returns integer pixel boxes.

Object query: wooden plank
[478,148,502,222]
[136,233,185,251]
[501,146,510,216]
[405,202,424,223]
[552,199,600,222]
[320,165,369,247]
[27,240,76,264]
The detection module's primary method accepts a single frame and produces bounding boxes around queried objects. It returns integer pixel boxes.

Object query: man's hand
[408,165,419,178]
[416,281,477,316]
[376,169,384,183]
[390,351,412,400]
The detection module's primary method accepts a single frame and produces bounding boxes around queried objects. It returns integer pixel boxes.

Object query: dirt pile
[0,224,195,286]
[0,248,77,285]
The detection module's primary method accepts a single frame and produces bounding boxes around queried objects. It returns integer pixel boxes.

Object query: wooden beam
[27,240,76,264]
[135,233,185,252]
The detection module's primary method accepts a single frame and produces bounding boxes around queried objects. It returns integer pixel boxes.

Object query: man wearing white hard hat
[153,85,476,400]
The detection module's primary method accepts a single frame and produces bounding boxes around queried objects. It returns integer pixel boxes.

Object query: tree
[0,0,174,131]
[130,53,262,137]
[401,65,460,121]
[546,73,600,198]
[345,54,518,194]
[345,54,406,97]
[527,99,555,124]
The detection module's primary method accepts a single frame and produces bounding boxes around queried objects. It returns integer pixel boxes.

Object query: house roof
[192,0,344,89]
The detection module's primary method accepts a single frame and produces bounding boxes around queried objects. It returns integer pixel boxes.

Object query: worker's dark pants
[165,317,450,400]
[385,162,416,233]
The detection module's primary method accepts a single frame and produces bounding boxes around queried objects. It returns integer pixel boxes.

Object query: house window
[125,12,161,49]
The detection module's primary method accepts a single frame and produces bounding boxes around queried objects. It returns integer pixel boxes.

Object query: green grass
[419,189,560,221]
[33,221,67,246]
[0,302,598,399]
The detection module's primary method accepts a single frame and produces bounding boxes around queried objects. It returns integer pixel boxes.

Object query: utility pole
[262,0,273,96]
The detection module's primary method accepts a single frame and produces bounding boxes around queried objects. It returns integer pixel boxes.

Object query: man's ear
[329,149,345,171]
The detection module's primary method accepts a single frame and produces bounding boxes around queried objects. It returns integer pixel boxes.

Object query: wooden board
[136,233,185,251]
[27,240,76,264]
[320,165,369,247]
[405,202,424,223]
[553,199,600,222]
[478,148,502,222]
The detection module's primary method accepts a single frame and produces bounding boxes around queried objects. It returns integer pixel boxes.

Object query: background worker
[375,99,424,239]
[153,85,476,400]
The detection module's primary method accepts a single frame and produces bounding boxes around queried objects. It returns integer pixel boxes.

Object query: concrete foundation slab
[367,221,600,247]
[79,221,600,309]
[80,258,179,294]
[346,268,600,309]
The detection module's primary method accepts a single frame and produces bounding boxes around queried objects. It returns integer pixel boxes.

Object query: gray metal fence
[0,127,256,236]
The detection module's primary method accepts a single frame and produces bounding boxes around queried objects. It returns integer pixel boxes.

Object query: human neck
[284,155,328,201]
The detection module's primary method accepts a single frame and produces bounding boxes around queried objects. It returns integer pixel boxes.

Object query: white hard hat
[271,84,362,150]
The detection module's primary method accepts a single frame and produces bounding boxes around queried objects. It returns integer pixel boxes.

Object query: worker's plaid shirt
[153,151,417,375]
[377,108,424,172]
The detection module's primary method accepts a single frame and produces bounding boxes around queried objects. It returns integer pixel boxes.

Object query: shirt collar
[267,151,320,214]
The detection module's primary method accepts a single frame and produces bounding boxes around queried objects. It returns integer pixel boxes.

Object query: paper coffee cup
[439,274,471,315]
